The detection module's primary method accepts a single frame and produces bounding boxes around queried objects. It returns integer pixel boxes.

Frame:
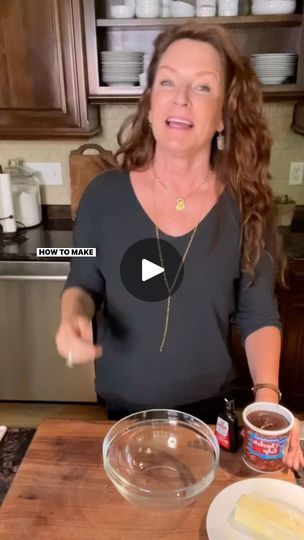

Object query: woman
[56,23,303,470]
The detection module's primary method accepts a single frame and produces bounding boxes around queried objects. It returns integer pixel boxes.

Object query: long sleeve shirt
[64,169,281,409]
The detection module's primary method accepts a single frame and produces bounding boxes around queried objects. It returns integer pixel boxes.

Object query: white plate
[100,52,142,57]
[250,58,297,63]
[101,61,142,65]
[102,68,142,73]
[103,78,139,82]
[107,82,137,87]
[206,478,304,540]
[251,64,296,69]
[253,69,295,76]
[250,53,297,58]
[250,59,297,64]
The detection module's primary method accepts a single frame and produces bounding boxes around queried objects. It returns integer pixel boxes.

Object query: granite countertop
[0,219,73,262]
[0,220,303,262]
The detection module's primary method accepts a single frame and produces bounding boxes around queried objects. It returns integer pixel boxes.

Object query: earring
[216,131,225,151]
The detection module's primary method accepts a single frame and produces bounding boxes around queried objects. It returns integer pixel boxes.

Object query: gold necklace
[152,165,213,211]
[155,224,198,352]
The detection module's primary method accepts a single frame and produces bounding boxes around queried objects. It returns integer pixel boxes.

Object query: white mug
[218,0,239,16]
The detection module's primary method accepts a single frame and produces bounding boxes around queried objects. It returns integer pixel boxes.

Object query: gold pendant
[176,198,185,211]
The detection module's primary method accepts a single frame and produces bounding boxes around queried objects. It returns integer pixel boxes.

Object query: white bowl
[171,1,196,17]
[110,5,135,18]
[251,0,296,15]
[259,76,287,84]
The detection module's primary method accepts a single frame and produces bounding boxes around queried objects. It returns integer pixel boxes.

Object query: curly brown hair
[115,22,286,284]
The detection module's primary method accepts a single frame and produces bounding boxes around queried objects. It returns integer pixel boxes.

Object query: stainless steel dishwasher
[0,260,96,402]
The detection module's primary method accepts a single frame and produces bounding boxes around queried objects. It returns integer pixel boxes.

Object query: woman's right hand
[56,315,103,365]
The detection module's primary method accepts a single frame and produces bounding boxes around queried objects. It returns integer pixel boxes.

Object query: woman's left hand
[283,417,304,471]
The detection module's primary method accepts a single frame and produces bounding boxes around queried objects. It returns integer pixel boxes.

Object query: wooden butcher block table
[0,419,296,540]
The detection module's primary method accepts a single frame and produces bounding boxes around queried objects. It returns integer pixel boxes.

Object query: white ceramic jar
[218,0,239,16]
[136,0,160,18]
[196,2,216,16]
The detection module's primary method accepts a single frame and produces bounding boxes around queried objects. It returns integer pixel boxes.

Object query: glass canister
[4,160,42,228]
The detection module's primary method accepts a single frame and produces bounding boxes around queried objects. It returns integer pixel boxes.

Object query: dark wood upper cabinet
[0,0,100,139]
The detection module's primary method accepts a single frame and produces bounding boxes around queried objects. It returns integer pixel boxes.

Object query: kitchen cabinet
[230,259,304,410]
[0,0,100,139]
[83,0,304,103]
[279,260,304,409]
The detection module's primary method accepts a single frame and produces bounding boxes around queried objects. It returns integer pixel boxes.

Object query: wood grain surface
[0,419,296,540]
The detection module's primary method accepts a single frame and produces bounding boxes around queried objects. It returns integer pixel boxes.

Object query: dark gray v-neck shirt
[64,169,281,408]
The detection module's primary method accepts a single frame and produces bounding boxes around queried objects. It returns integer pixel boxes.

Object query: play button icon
[142,259,164,282]
[120,238,184,302]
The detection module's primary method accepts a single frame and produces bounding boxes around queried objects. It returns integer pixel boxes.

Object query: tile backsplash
[0,102,303,204]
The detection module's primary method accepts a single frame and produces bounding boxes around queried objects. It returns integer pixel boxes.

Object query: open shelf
[263,84,304,97]
[96,14,303,29]
[83,0,304,102]
[88,84,304,103]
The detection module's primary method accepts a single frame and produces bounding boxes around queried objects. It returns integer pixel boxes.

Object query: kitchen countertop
[0,220,303,262]
[0,418,297,540]
[0,219,73,261]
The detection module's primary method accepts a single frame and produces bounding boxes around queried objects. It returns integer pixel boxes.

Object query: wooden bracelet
[251,383,282,402]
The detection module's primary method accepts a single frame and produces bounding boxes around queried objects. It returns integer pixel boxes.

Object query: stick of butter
[234,493,304,540]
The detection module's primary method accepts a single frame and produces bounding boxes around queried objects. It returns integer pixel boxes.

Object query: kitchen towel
[0,173,17,233]
[0,428,36,505]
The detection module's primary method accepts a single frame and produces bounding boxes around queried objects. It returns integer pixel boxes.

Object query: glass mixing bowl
[102,409,219,511]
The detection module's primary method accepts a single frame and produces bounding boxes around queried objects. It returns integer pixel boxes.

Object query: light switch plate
[25,162,63,186]
[289,162,304,185]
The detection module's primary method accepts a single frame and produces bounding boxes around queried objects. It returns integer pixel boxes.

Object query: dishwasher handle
[0,275,67,281]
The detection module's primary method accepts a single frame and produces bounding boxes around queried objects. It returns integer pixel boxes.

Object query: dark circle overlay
[120,238,184,302]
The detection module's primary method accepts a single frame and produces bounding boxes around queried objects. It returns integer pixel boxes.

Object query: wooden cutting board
[69,143,117,219]
[0,419,296,540]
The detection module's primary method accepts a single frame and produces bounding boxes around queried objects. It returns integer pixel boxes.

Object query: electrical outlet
[25,162,63,186]
[289,162,304,185]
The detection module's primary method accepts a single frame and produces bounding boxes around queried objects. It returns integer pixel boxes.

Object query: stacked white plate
[101,51,143,87]
[250,53,298,85]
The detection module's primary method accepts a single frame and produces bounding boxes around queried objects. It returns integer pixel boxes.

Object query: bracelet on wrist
[251,383,282,402]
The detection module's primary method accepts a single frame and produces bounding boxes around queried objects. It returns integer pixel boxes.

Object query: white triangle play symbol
[142,258,164,282]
